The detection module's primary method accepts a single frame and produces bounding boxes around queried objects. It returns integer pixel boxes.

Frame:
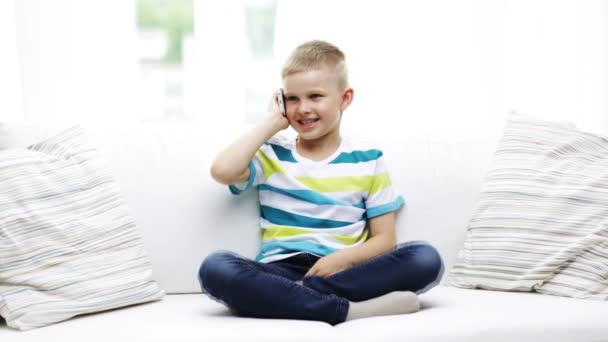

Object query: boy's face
[282,67,353,143]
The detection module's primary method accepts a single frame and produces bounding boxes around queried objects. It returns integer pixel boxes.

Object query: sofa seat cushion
[2,286,606,341]
[340,286,608,342]
[0,293,337,342]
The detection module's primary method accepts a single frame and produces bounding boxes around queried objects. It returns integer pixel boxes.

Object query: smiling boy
[199,40,444,325]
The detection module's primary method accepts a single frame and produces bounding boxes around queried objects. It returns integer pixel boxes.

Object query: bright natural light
[2,0,608,337]
[2,0,607,138]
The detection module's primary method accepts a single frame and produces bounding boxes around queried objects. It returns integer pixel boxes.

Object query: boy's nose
[297,100,312,114]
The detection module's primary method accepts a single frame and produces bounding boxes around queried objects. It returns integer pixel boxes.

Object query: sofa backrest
[12,122,499,294]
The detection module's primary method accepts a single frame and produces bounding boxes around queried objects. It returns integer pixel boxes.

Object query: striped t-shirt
[229,135,404,263]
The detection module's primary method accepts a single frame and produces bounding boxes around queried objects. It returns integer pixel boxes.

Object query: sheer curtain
[274,0,490,140]
[13,0,139,124]
[189,0,608,139]
[500,0,608,135]
[3,0,607,135]
[185,1,248,133]
[277,0,608,138]
[0,0,23,121]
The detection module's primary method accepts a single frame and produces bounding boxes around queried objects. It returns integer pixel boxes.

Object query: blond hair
[281,40,349,90]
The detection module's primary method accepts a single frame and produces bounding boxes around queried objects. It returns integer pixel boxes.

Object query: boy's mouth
[298,118,319,129]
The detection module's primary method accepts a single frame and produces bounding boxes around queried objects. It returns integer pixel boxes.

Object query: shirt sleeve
[364,154,405,218]
[228,149,266,195]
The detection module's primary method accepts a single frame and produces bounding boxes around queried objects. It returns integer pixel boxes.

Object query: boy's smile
[298,118,320,130]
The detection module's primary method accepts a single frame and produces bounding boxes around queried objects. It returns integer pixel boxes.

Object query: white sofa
[1,121,607,342]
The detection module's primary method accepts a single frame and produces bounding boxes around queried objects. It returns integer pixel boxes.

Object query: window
[244,0,278,123]
[136,0,194,121]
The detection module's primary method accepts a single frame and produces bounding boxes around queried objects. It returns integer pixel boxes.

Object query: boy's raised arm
[210,106,289,186]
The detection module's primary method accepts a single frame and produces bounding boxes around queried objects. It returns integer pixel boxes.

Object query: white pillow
[0,121,75,149]
[448,113,608,299]
[0,126,164,330]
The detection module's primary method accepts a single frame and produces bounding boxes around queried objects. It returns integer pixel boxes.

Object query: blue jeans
[198,241,444,325]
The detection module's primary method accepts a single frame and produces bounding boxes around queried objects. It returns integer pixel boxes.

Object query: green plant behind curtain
[136,0,194,63]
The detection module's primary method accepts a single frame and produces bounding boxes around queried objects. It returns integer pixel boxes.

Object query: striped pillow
[448,113,608,299]
[0,126,164,330]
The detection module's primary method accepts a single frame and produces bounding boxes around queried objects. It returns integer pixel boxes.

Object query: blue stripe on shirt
[257,241,337,261]
[229,162,257,195]
[259,184,351,206]
[260,205,357,228]
[270,143,297,162]
[354,200,366,209]
[330,149,383,164]
[366,196,405,218]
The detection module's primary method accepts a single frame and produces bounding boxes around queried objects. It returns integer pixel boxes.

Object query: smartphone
[276,89,286,116]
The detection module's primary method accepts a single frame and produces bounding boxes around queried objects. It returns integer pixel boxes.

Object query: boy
[200,40,443,325]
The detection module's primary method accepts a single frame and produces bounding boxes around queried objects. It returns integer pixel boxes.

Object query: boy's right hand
[267,91,290,130]
[210,90,290,186]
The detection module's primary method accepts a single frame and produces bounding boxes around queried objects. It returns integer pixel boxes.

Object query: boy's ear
[340,88,354,112]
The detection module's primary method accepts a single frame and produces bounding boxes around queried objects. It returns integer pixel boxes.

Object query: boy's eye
[286,96,298,102]
[310,94,322,99]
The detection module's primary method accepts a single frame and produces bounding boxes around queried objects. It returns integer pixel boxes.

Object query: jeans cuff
[333,296,349,325]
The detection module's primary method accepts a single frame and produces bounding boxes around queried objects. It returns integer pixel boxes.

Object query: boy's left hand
[305,251,355,278]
